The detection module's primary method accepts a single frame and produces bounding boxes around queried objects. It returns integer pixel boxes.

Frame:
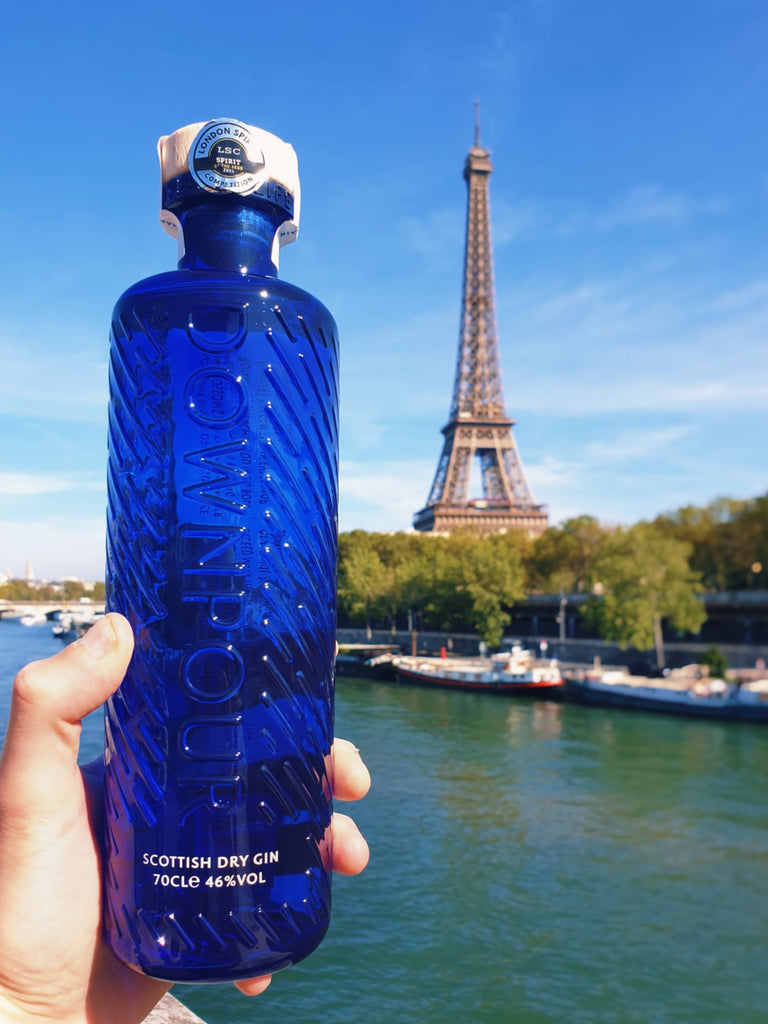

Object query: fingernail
[81,616,116,660]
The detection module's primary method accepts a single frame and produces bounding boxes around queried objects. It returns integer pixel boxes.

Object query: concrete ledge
[143,993,207,1023]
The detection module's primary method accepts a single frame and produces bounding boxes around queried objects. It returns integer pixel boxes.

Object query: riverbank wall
[337,627,768,673]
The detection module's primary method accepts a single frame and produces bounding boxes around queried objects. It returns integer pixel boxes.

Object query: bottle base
[106,918,330,984]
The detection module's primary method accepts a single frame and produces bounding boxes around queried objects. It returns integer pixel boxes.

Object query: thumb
[0,613,134,826]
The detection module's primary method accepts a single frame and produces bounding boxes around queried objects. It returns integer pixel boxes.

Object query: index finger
[331,738,371,802]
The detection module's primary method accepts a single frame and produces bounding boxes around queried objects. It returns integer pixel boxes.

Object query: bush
[700,645,729,680]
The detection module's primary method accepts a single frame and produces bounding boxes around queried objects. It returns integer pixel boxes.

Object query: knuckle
[12,660,48,708]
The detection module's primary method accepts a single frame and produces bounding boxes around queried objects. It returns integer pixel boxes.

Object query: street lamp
[557,590,567,643]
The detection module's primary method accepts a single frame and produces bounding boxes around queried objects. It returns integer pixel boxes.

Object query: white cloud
[339,458,437,533]
[511,372,768,416]
[339,304,457,460]
[492,198,575,244]
[489,185,728,248]
[0,329,107,423]
[595,186,728,231]
[397,180,725,262]
[705,276,768,313]
[0,518,106,581]
[493,267,768,417]
[399,209,463,264]
[584,425,694,464]
[0,473,104,497]
[526,449,766,531]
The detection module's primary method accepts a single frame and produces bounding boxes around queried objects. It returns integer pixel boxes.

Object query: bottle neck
[175,203,282,275]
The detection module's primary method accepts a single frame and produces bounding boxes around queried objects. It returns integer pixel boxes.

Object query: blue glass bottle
[103,119,339,982]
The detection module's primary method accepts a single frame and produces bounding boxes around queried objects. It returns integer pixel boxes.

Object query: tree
[654,492,768,590]
[337,531,388,637]
[726,494,768,589]
[388,534,452,632]
[582,521,706,668]
[526,516,607,594]
[446,532,527,647]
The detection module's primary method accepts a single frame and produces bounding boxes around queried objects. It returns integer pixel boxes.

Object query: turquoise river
[1,621,766,1023]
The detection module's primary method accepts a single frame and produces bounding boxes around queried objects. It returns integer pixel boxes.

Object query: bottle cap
[158,118,301,260]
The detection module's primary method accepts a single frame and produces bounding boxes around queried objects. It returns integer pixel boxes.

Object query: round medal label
[189,119,266,194]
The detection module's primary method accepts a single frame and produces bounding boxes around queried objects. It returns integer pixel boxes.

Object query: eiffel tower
[413,111,548,537]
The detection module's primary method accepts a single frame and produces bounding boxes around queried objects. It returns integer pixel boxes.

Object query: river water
[1,621,767,1022]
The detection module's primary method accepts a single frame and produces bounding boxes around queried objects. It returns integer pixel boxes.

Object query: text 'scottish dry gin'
[103,118,339,982]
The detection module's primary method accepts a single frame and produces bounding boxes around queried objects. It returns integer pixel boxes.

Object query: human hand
[0,613,370,1024]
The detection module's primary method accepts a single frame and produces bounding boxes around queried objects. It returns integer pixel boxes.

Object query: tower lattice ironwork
[413,113,548,537]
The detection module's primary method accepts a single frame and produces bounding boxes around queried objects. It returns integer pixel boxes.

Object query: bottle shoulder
[114,270,336,330]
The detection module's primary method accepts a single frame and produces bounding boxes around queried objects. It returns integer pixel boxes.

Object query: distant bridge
[0,601,106,620]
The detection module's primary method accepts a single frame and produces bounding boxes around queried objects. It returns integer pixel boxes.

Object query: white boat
[391,644,563,696]
[335,645,398,680]
[565,670,768,723]
[52,611,102,642]
[19,613,46,627]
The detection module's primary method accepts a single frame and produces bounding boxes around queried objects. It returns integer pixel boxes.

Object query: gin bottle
[103,118,339,982]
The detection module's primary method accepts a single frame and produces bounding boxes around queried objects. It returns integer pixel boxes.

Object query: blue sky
[0,0,766,580]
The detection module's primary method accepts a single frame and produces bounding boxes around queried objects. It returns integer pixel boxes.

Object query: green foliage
[0,577,104,602]
[336,529,526,647]
[337,531,389,628]
[699,645,729,680]
[654,492,768,590]
[445,531,527,646]
[0,579,40,601]
[336,513,715,652]
[526,516,606,594]
[582,522,706,659]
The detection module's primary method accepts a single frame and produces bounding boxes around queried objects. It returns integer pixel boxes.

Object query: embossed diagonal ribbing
[104,278,338,981]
